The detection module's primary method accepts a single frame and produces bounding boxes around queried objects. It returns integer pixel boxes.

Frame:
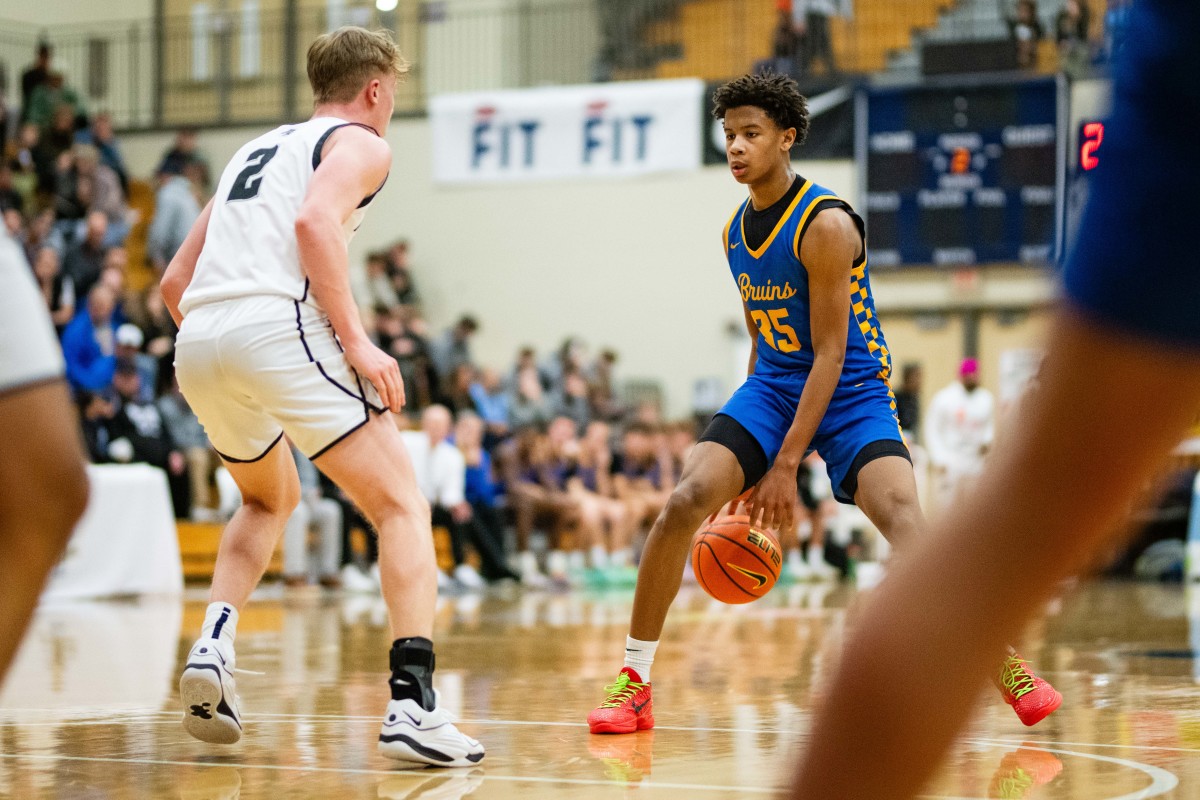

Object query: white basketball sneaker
[378,697,485,767]
[180,638,243,744]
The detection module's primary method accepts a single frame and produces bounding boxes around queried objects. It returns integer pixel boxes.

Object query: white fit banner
[430,79,706,185]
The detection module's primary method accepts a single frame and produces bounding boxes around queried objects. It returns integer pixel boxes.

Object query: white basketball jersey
[180,116,384,316]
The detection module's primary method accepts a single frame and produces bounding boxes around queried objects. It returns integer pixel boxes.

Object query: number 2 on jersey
[751,308,801,353]
[227,146,279,202]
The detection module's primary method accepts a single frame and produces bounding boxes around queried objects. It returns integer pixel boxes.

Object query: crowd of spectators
[3,41,209,523]
[338,239,714,590]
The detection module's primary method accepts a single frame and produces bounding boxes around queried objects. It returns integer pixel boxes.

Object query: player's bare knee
[663,482,710,530]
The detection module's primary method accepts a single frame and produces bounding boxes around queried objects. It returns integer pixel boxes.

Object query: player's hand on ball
[345,340,405,413]
[746,465,796,533]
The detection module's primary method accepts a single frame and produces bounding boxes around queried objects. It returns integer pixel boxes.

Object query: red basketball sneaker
[996,653,1062,727]
[587,667,654,734]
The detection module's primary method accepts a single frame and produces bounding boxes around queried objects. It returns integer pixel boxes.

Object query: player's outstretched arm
[296,127,403,411]
[791,308,1200,799]
[746,210,855,531]
[161,198,215,326]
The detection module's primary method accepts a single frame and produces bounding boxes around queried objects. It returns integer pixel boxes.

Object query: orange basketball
[691,514,781,604]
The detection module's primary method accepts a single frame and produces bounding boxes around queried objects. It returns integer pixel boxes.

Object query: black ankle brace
[389,637,436,711]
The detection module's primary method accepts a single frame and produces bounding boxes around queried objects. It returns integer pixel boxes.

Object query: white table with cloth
[41,463,184,601]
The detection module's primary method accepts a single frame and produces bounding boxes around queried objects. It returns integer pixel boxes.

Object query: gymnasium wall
[118,117,1057,417]
[0,0,153,25]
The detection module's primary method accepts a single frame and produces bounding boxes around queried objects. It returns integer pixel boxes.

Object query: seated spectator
[664,420,697,483]
[157,128,210,191]
[158,371,218,521]
[541,415,587,581]
[362,251,401,309]
[107,360,190,517]
[61,210,109,298]
[114,323,157,403]
[541,336,586,389]
[31,246,75,332]
[438,362,477,414]
[61,283,118,394]
[27,73,86,131]
[587,348,623,421]
[1008,0,1045,68]
[400,405,517,588]
[550,368,592,432]
[77,388,116,463]
[385,239,420,306]
[32,105,78,197]
[497,425,579,586]
[19,207,55,267]
[19,42,53,125]
[468,366,510,445]
[0,165,23,217]
[455,411,521,583]
[612,422,674,541]
[282,446,344,588]
[792,0,850,75]
[567,420,635,573]
[1055,0,1092,75]
[74,112,129,193]
[147,159,202,272]
[429,314,479,388]
[508,345,552,392]
[69,143,130,246]
[376,306,432,410]
[7,124,40,210]
[508,363,550,430]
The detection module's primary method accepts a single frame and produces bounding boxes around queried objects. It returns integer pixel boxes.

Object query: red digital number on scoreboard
[1080,121,1104,171]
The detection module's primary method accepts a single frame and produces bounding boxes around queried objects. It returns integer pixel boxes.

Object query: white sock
[200,601,239,649]
[623,636,658,683]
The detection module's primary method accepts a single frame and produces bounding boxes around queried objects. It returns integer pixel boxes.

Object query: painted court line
[0,753,778,794]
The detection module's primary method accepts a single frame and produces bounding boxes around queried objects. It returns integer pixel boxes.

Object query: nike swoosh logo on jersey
[729,563,767,589]
[730,242,740,250]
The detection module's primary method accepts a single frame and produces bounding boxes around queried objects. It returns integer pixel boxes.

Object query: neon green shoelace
[600,673,647,708]
[994,768,1034,800]
[1000,657,1037,699]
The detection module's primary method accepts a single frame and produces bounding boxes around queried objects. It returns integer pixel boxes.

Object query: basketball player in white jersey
[0,229,89,686]
[160,27,483,766]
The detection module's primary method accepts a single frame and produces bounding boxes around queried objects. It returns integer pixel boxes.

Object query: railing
[0,0,1095,132]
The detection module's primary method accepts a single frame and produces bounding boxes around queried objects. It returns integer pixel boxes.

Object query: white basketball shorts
[0,245,65,394]
[175,295,383,462]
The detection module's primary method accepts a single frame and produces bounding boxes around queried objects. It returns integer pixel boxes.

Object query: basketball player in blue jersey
[588,73,1059,734]
[161,28,482,766]
[794,1,1200,796]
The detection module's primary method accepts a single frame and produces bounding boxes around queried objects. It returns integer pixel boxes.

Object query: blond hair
[307,27,408,105]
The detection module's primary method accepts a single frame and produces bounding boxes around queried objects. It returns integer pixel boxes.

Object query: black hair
[712,73,809,146]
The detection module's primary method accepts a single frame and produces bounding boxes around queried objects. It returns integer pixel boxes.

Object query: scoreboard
[859,77,1065,268]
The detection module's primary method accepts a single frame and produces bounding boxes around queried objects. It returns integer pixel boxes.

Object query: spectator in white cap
[114,323,158,403]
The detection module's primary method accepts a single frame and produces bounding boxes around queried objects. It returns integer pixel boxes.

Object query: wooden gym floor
[2,579,1200,798]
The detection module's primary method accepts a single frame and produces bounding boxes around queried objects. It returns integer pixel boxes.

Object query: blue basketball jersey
[723,179,891,381]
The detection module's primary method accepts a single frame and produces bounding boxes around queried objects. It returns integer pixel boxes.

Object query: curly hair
[712,73,810,146]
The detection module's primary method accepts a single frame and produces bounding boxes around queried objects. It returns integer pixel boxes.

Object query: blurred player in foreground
[162,27,482,765]
[0,230,89,686]
[793,0,1200,795]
